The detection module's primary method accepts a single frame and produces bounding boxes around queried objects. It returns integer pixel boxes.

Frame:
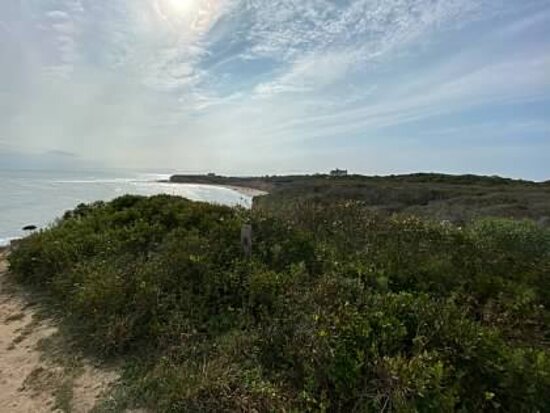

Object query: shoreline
[222,185,269,198]
[0,181,267,248]
[160,180,269,198]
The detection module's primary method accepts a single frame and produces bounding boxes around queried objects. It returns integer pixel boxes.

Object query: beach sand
[0,250,119,412]
[223,185,268,198]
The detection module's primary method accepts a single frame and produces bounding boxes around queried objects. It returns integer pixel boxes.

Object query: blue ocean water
[0,169,253,246]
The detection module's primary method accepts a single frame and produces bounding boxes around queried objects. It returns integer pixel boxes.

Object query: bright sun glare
[155,0,216,35]
[162,0,198,17]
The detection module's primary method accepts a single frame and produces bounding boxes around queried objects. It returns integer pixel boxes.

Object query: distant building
[330,168,348,177]
[207,173,217,177]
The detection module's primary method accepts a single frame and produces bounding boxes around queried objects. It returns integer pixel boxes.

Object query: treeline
[8,195,550,412]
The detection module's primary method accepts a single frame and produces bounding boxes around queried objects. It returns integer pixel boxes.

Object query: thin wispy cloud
[0,0,548,178]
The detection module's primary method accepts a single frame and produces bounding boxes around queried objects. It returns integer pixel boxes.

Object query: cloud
[46,149,78,158]
[0,147,97,171]
[261,57,550,145]
[0,0,549,179]
[225,0,527,101]
[254,50,356,97]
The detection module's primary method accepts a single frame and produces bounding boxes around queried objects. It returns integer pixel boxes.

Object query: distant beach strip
[217,185,268,198]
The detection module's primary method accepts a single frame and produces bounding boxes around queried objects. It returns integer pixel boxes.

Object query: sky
[0,0,549,179]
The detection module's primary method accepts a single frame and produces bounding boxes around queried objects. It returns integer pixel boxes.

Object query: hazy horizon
[1,0,549,180]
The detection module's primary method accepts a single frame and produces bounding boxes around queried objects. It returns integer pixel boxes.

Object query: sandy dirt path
[0,250,119,412]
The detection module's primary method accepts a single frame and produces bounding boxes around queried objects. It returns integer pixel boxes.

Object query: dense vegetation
[171,173,550,224]
[8,194,550,412]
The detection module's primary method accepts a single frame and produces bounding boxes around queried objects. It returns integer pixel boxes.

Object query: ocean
[0,169,254,246]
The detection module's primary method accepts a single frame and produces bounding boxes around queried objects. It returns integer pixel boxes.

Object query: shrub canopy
[9,195,550,412]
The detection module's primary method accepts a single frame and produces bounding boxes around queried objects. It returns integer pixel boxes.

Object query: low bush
[8,195,550,411]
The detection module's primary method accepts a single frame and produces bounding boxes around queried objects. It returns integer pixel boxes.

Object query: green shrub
[8,196,550,412]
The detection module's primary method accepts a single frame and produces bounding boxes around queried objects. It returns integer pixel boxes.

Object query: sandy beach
[222,185,269,198]
[161,180,269,199]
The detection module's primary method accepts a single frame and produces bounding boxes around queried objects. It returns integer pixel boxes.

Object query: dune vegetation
[171,173,550,225]
[7,190,550,412]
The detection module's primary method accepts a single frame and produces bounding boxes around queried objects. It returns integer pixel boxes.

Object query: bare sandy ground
[0,250,119,412]
[223,185,268,198]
